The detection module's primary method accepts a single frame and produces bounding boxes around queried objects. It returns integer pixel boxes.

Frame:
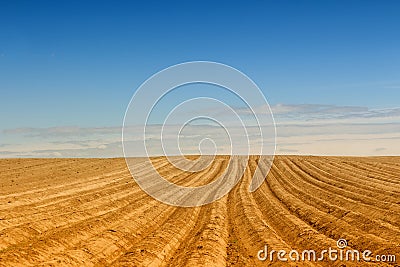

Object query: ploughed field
[0,156,399,266]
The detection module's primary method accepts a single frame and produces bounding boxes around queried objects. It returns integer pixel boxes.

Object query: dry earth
[0,156,399,266]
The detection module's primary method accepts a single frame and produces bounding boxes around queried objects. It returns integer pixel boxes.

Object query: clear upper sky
[1,0,399,130]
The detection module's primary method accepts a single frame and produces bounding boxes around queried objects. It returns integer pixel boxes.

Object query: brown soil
[0,156,399,266]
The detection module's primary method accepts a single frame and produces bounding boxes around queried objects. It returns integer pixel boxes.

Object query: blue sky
[0,1,400,157]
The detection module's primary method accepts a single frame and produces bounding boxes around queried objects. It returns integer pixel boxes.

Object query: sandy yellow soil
[0,156,399,266]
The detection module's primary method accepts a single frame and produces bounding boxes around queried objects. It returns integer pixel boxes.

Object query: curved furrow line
[227,158,306,267]
[166,157,234,267]
[37,200,177,266]
[299,159,400,202]
[0,157,399,266]
[344,158,400,178]
[0,171,135,230]
[281,158,400,230]
[0,165,128,205]
[0,159,124,196]
[274,159,400,244]
[0,184,152,258]
[265,159,400,265]
[0,170,130,218]
[326,160,400,189]
[163,157,231,267]
[158,201,215,267]
[330,160,400,186]
[0,158,174,222]
[0,181,141,248]
[169,157,231,187]
[0,165,207,267]
[181,197,228,267]
[279,158,400,218]
[0,158,196,254]
[154,156,229,188]
[305,157,400,193]
[112,206,201,266]
[0,156,164,195]
[2,159,168,197]
[107,157,227,266]
[312,157,399,186]
[0,192,162,266]
[95,157,229,266]
[308,159,400,207]
[25,157,210,266]
[287,159,400,217]
[254,160,380,267]
[358,157,400,171]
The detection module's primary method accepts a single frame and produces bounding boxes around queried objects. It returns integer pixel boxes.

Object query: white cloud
[1,104,400,157]
[2,126,121,137]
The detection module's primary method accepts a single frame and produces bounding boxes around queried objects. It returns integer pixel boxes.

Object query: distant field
[0,156,399,266]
